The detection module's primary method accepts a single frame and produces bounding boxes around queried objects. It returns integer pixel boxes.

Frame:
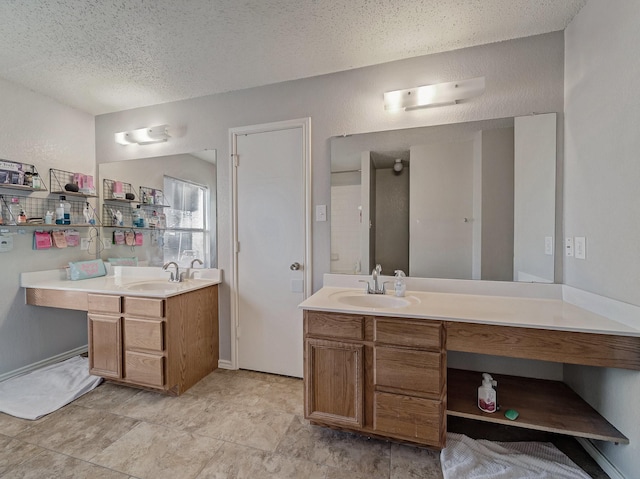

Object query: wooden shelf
[447,368,628,444]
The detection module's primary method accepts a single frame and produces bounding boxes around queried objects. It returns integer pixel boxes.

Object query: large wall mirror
[330,114,556,283]
[98,150,217,268]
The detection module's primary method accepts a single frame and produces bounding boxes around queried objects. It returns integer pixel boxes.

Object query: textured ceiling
[0,0,586,115]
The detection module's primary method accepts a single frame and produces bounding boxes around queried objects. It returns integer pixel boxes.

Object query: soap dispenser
[393,270,406,297]
[478,373,498,413]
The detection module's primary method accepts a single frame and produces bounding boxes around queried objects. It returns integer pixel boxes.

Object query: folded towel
[0,356,102,420]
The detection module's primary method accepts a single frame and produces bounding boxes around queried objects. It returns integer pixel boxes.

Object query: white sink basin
[331,292,413,309]
[124,280,188,292]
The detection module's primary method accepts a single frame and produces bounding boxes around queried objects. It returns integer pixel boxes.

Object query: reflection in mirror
[330,114,556,283]
[99,150,217,268]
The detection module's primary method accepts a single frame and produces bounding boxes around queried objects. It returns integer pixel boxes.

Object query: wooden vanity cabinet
[87,285,218,395]
[304,310,446,448]
[122,297,166,387]
[373,318,446,446]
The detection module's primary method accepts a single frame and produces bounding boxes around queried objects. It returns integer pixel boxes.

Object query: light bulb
[393,159,403,172]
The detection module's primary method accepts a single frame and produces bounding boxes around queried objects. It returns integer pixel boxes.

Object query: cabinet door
[305,338,364,428]
[88,313,122,378]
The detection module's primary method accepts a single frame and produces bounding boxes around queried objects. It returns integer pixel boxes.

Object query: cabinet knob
[290,262,301,271]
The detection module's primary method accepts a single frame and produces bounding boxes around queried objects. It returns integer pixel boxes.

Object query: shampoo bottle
[478,373,497,413]
[393,270,406,297]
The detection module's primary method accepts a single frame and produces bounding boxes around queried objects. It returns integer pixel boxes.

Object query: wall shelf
[139,186,170,208]
[103,178,136,202]
[49,168,97,197]
[0,194,99,227]
[0,159,47,192]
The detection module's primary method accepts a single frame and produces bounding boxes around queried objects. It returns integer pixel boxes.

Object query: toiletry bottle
[63,200,71,225]
[83,204,91,224]
[56,202,65,225]
[478,373,497,413]
[393,270,406,297]
[45,211,53,225]
[17,210,27,224]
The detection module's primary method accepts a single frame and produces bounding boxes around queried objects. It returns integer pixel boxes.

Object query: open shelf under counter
[447,368,628,444]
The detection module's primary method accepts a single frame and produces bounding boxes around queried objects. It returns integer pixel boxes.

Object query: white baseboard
[576,438,626,479]
[0,345,88,383]
[217,359,235,370]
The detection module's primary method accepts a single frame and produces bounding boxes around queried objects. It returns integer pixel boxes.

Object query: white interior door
[232,119,310,378]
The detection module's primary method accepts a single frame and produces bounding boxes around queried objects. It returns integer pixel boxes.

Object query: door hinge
[232,154,239,167]
[234,241,240,253]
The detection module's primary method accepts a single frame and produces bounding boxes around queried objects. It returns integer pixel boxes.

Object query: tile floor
[0,369,608,478]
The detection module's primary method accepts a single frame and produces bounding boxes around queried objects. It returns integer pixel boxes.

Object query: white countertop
[20,266,222,298]
[299,286,640,338]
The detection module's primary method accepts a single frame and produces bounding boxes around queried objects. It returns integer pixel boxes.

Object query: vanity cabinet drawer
[125,351,164,387]
[373,392,443,446]
[375,318,442,350]
[375,347,443,396]
[306,311,364,341]
[88,294,121,314]
[124,297,165,318]
[124,318,164,352]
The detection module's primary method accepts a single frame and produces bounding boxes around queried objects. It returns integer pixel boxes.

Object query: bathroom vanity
[300,282,640,448]
[21,267,220,395]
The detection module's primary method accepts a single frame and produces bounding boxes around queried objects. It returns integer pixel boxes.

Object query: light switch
[544,236,553,255]
[565,237,574,257]
[575,236,586,259]
[315,204,327,222]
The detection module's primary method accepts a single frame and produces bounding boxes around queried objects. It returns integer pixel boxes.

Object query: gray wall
[0,77,95,376]
[95,32,565,362]
[563,1,640,476]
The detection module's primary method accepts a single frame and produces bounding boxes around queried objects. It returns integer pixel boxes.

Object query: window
[162,176,209,268]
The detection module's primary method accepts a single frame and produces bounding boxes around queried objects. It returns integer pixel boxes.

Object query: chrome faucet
[360,264,385,294]
[162,261,183,282]
[188,258,204,279]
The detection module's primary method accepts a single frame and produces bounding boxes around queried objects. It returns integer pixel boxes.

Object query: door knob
[290,262,301,271]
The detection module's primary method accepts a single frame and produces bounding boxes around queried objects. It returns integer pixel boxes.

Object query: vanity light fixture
[384,77,485,111]
[114,125,171,146]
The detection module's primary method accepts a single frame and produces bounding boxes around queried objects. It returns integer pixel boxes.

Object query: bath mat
[0,356,102,420]
[441,433,590,479]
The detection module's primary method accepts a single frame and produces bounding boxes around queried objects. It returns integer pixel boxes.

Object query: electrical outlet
[80,238,89,250]
[565,237,574,257]
[103,238,112,250]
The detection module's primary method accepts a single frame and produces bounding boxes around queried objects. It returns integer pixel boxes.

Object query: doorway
[230,118,311,378]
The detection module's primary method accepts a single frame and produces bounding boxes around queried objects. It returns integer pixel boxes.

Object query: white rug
[0,356,102,420]
[441,433,591,479]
